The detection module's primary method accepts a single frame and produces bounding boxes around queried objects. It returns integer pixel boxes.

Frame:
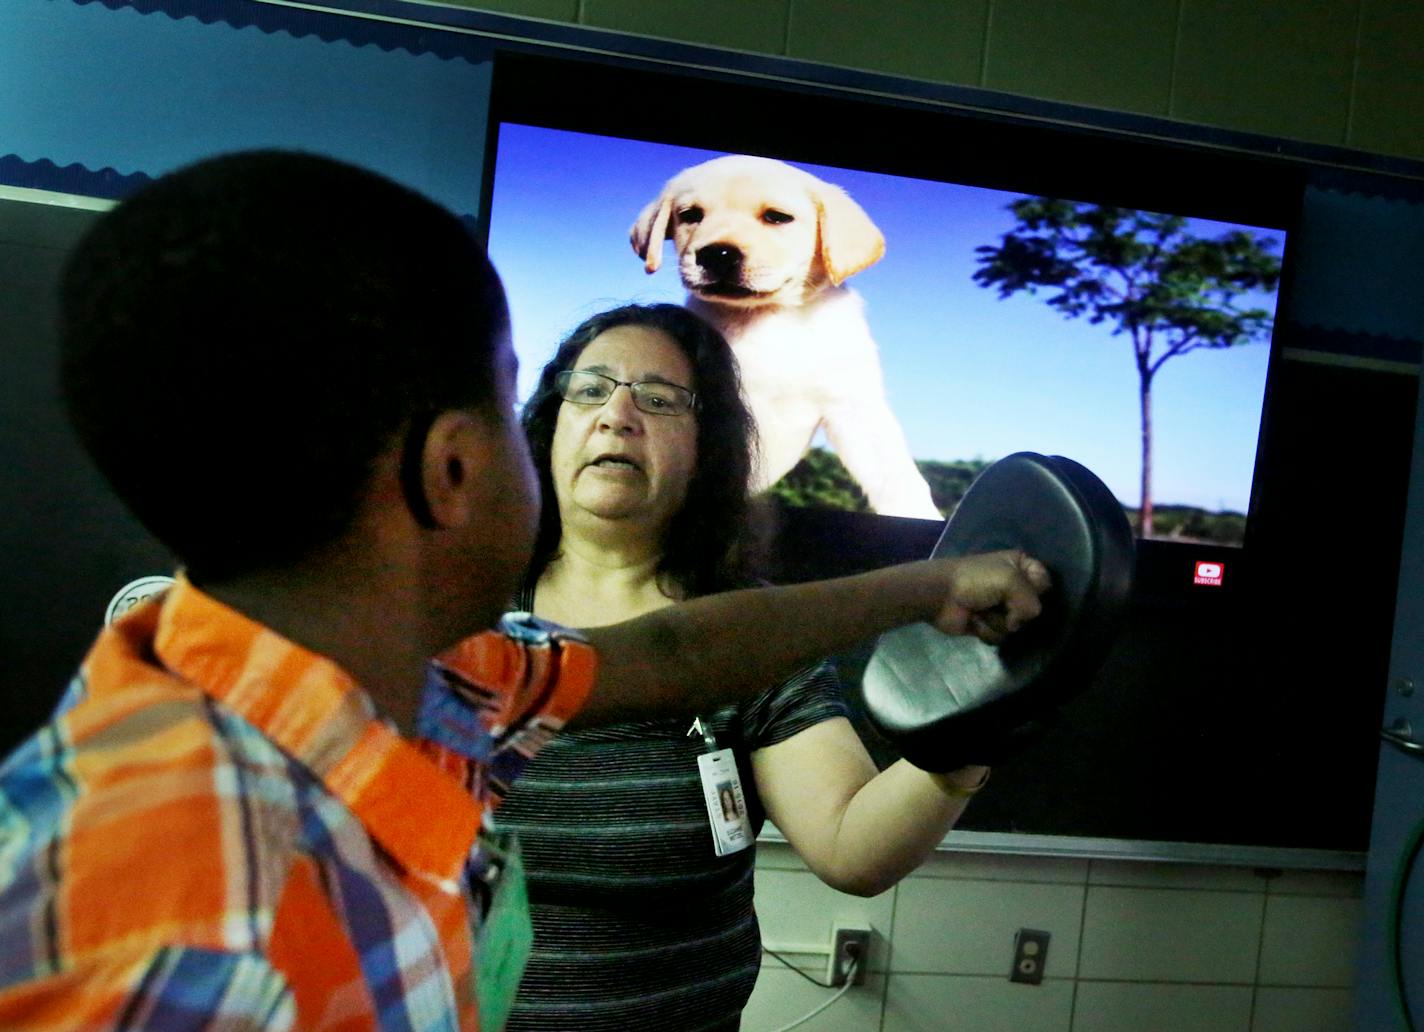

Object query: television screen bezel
[474,49,1382,871]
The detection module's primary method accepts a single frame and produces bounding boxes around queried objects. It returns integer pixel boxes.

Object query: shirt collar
[147,574,480,882]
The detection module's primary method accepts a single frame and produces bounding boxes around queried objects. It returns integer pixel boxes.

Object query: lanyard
[688,714,718,752]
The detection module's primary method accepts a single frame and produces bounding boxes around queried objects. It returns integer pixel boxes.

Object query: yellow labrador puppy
[631,155,941,519]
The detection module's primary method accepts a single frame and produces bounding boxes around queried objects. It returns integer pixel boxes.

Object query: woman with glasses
[498,303,999,1031]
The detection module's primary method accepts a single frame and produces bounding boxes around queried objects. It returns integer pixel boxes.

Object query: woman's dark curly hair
[521,303,759,598]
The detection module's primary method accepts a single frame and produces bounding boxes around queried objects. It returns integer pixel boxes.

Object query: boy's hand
[931,550,1051,643]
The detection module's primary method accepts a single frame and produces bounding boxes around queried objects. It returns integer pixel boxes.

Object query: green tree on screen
[972,199,1280,534]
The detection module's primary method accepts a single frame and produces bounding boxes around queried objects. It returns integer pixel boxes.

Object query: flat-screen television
[480,51,1414,868]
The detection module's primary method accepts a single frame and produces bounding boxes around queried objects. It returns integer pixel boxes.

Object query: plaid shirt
[0,576,593,1030]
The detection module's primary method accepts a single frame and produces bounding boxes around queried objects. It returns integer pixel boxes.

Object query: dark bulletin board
[0,198,174,753]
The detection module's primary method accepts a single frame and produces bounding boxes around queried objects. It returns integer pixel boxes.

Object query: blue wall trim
[0,154,151,200]
[70,0,489,63]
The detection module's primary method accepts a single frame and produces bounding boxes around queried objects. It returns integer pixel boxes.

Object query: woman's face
[549,324,700,539]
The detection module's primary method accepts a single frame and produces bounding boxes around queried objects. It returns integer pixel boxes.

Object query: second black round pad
[861,452,1135,772]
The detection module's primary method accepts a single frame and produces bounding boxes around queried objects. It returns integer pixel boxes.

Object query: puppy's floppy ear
[630,192,674,274]
[815,183,885,285]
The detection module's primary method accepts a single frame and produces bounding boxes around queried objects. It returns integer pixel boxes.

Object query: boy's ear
[411,410,488,530]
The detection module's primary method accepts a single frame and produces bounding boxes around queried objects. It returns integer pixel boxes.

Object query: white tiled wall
[743,843,1364,1032]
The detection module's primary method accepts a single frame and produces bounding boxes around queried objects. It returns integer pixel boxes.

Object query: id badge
[473,832,532,1032]
[698,749,753,856]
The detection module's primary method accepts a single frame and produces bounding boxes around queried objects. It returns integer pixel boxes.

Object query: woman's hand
[931,550,1051,643]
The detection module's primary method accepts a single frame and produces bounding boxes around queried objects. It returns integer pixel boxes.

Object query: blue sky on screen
[487,123,1283,513]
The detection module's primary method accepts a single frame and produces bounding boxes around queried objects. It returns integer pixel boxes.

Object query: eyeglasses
[555,369,696,417]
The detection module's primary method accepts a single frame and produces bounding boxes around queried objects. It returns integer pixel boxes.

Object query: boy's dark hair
[59,150,507,582]
[521,303,759,597]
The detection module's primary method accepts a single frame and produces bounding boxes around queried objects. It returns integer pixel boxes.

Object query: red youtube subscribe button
[1193,561,1225,587]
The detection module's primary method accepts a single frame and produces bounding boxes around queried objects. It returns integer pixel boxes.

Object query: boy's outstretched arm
[575,551,1048,726]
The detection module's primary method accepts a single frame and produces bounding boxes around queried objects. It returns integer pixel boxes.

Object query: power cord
[760,942,864,1032]
[1391,815,1424,1032]
[764,959,859,1032]
[761,946,835,988]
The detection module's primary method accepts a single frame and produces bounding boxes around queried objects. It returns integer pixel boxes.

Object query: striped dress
[497,656,848,1031]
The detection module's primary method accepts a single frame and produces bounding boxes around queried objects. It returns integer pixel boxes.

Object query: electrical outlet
[828,926,871,987]
[1010,928,1050,985]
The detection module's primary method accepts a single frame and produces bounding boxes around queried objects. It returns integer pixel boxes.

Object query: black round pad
[862,452,1135,771]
